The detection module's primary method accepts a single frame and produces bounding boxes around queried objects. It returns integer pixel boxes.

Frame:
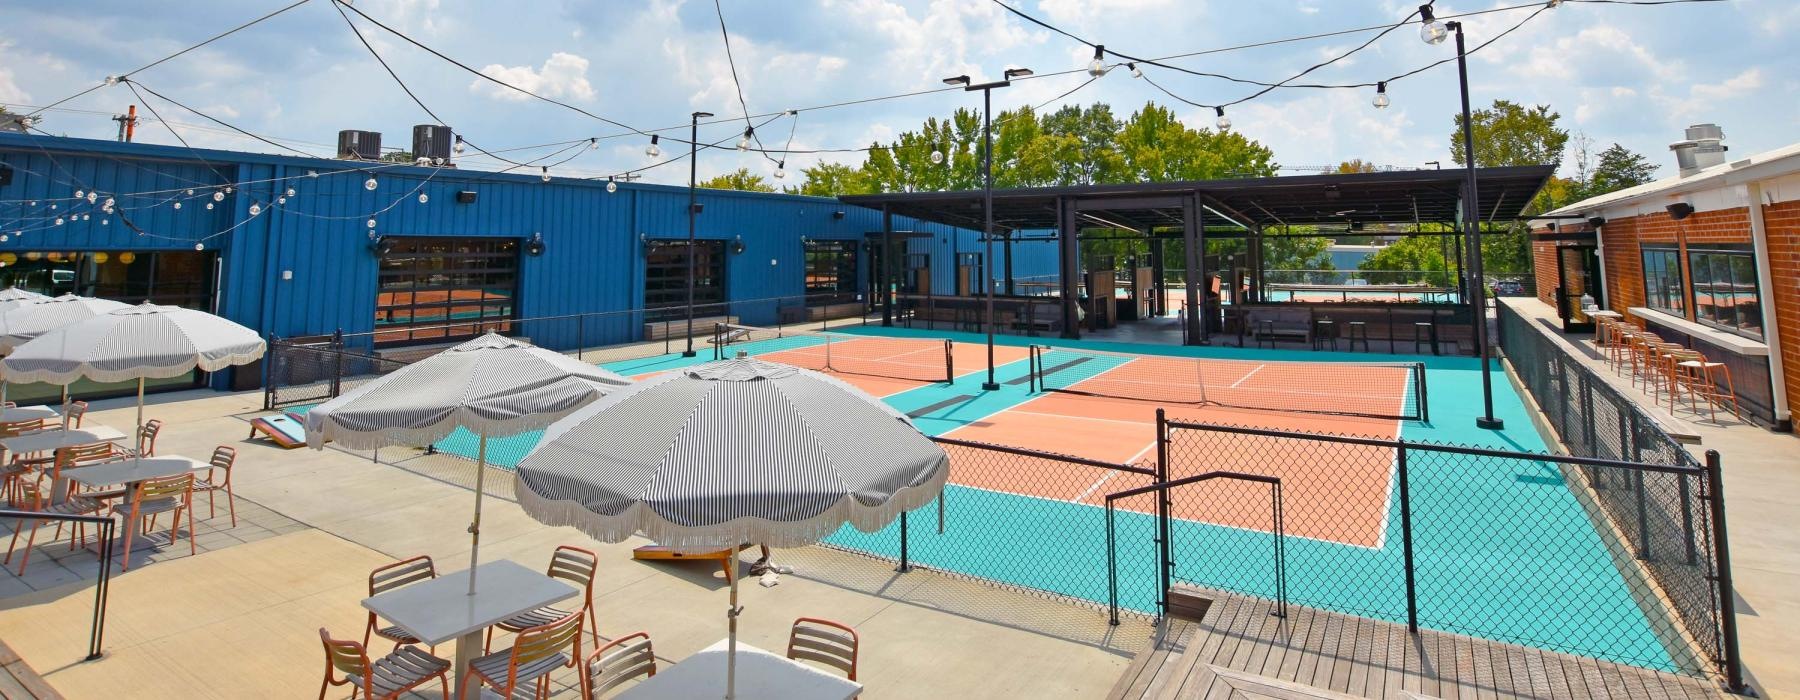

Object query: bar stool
[1256,319,1276,349]
[1675,354,1742,422]
[1660,348,1705,411]
[1312,319,1338,351]
[1345,321,1370,352]
[1411,321,1439,355]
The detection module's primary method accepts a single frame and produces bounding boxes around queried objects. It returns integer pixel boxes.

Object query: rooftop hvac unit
[413,125,454,163]
[1669,123,1727,176]
[337,129,382,161]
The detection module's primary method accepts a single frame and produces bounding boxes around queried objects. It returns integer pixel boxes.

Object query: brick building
[1531,126,1798,430]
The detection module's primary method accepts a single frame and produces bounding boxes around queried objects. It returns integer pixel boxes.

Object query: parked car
[1491,279,1527,297]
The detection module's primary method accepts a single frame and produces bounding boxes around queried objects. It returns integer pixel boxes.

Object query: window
[1688,245,1762,338]
[375,237,519,345]
[1640,246,1685,317]
[803,241,857,304]
[644,239,726,318]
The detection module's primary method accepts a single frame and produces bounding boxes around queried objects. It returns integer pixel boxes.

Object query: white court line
[1228,363,1267,389]
[1074,440,1159,502]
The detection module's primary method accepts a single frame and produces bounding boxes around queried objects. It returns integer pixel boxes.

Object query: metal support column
[1058,197,1081,339]
[1150,238,1167,317]
[1181,196,1203,345]
[881,206,894,327]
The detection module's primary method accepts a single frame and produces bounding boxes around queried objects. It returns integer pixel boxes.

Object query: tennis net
[1029,345,1427,421]
[714,324,954,383]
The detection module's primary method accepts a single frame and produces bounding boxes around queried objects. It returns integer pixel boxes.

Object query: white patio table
[615,638,862,700]
[63,454,211,552]
[1,425,129,501]
[360,559,577,700]
[0,405,58,423]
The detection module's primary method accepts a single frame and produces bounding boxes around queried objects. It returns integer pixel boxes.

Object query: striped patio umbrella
[513,356,948,699]
[1,303,265,434]
[0,287,51,406]
[303,332,631,593]
[0,294,131,353]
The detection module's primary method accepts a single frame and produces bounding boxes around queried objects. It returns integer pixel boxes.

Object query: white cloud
[471,52,597,102]
[1690,67,1764,102]
[1039,0,1179,27]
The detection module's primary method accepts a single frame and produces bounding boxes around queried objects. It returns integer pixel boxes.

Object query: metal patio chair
[787,617,860,681]
[490,545,601,652]
[193,445,239,526]
[583,631,655,698]
[365,555,439,651]
[317,627,452,700]
[464,610,583,700]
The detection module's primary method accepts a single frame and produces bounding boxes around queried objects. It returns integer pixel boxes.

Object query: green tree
[699,167,776,192]
[791,162,869,197]
[1584,143,1657,198]
[1358,233,1455,286]
[1449,99,1570,279]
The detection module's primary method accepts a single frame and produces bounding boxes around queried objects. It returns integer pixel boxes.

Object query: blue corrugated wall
[0,132,1056,382]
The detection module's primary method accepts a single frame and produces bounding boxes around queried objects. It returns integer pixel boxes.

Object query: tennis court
[403,324,1685,673]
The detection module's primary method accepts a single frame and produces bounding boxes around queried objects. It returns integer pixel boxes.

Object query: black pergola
[841,165,1554,343]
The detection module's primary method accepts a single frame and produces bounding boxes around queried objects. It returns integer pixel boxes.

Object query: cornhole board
[632,544,753,581]
[248,412,310,449]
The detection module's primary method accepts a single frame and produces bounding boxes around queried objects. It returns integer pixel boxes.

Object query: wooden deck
[0,640,62,700]
[1108,589,1724,700]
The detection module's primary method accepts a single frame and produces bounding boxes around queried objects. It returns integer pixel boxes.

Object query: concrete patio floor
[0,388,1152,698]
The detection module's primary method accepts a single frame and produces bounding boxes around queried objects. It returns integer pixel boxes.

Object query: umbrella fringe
[513,460,949,555]
[1,348,266,385]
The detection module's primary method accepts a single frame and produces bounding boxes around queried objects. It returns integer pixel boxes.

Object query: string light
[195,242,205,251]
[212,190,226,202]
[606,176,617,193]
[540,166,551,183]
[364,176,378,190]
[86,192,98,204]
[277,196,287,204]
[586,137,598,151]
[74,189,85,199]
[417,192,429,204]
[737,126,754,151]
[774,160,787,179]
[173,202,182,210]
[285,187,296,197]
[367,218,377,228]
[1087,45,1107,77]
[1419,4,1448,45]
[1373,81,1391,108]
[646,135,661,157]
[1214,106,1231,131]
[1128,63,1143,79]
[453,136,466,155]
[54,217,64,226]
[224,186,233,194]
[249,203,262,216]
[206,202,214,210]
[103,76,120,87]
[930,150,944,165]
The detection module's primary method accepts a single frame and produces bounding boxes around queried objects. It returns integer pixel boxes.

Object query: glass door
[1556,245,1601,332]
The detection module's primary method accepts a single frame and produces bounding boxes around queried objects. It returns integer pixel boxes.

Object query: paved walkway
[0,388,1148,698]
[1504,298,1800,699]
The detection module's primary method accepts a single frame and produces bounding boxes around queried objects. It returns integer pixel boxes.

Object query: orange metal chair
[491,545,601,652]
[4,477,105,576]
[583,631,655,699]
[136,419,164,457]
[463,610,583,700]
[193,445,239,526]
[1677,354,1743,422]
[364,555,438,651]
[787,617,860,681]
[317,627,451,700]
[109,472,196,572]
[66,400,88,428]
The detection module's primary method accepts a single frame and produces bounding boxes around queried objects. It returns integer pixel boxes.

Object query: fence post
[88,517,114,660]
[1398,443,1418,633]
[1580,372,1596,458]
[896,512,911,573]
[1155,409,1173,618]
[328,328,345,399]
[263,336,280,411]
[1106,500,1120,626]
[1704,450,1747,694]
[577,313,585,361]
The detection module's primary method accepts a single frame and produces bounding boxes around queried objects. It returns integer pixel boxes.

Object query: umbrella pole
[727,563,740,700]
[60,385,70,430]
[134,378,145,463]
[468,433,487,595]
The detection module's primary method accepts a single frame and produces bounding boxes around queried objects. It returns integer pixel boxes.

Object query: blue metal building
[0,132,1052,397]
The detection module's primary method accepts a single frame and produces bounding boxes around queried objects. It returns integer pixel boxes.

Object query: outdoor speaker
[691,203,705,214]
[456,190,477,204]
[1666,203,1694,220]
[1587,217,1606,228]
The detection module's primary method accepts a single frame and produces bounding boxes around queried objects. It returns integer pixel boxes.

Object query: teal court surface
[328,325,1693,674]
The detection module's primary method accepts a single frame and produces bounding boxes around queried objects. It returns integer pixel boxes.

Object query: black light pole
[944,67,1032,392]
[684,110,712,358]
[1442,14,1503,430]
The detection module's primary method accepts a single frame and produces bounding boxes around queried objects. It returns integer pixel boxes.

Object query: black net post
[1415,362,1430,423]
[1105,498,1120,625]
[262,336,279,411]
[896,512,911,573]
[328,328,345,399]
[1706,450,1747,693]
[576,313,585,361]
[1155,408,1173,618]
[1398,442,1419,633]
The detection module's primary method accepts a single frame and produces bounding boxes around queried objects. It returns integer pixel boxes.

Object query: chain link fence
[1153,415,1738,686]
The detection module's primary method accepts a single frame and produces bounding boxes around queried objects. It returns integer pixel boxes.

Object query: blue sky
[2,0,1793,186]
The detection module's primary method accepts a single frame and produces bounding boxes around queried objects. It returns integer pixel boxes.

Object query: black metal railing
[1496,300,1744,691]
[1,510,116,661]
[1152,417,1740,688]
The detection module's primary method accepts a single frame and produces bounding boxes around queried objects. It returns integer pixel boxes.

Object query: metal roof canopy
[839,165,1556,234]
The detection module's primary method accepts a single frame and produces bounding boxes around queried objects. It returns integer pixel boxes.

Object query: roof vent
[337,129,383,161]
[1669,123,1727,177]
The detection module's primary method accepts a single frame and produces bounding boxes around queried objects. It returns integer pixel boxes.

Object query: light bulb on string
[1087,45,1108,77]
[364,176,378,191]
[213,191,225,202]
[1373,82,1391,109]
[1418,4,1448,45]
[173,202,182,210]
[54,217,63,226]
[195,242,205,251]
[307,170,318,178]
[930,150,944,165]
[774,161,787,179]
[185,189,194,196]
[74,189,85,199]
[367,218,378,229]
[103,197,114,208]
[1129,63,1143,79]
[646,135,661,157]
[453,136,466,155]
[103,76,119,87]
[737,126,754,152]
[249,203,262,216]
[81,214,90,221]
[417,193,429,204]
[224,186,233,194]
[100,218,108,226]
[48,203,56,209]
[1214,106,1231,131]
[587,138,599,151]
[206,202,214,210]
[277,196,287,205]
[285,187,296,198]
[540,167,551,183]
[606,177,617,194]
[86,192,98,204]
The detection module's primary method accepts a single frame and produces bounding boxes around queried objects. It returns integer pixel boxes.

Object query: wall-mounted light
[832,210,845,220]
[1587,216,1606,228]
[800,235,813,246]
[731,235,746,255]
[526,232,545,256]
[691,203,705,214]
[1665,202,1695,220]
[368,234,394,256]
[456,190,477,204]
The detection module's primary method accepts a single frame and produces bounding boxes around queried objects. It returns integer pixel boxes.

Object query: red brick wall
[1763,200,1800,422]
[1532,238,1558,305]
